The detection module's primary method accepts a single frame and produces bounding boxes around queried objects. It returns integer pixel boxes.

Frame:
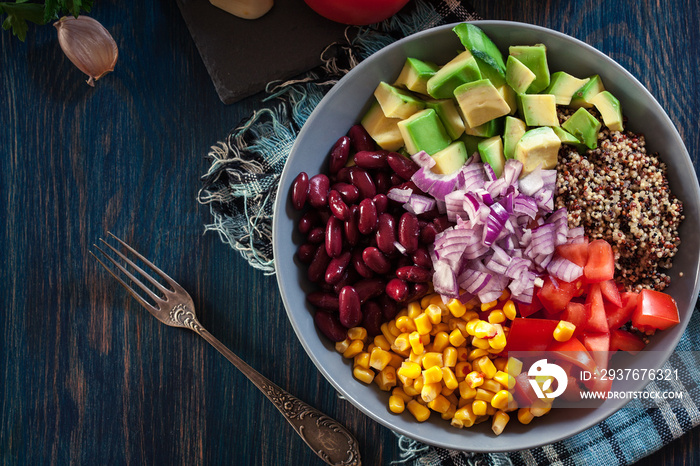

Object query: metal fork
[91,232,361,466]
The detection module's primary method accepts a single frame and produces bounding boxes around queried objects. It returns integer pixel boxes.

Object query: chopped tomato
[585,283,609,333]
[610,329,646,354]
[605,291,639,330]
[547,336,598,374]
[560,301,589,336]
[516,291,543,318]
[505,318,559,352]
[537,276,584,315]
[599,279,622,307]
[584,239,615,282]
[631,289,680,331]
[580,332,611,372]
[556,239,589,267]
[512,372,540,406]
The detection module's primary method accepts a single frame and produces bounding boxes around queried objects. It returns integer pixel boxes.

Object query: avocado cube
[503,116,527,160]
[463,115,504,138]
[544,72,590,105]
[459,133,485,158]
[570,75,605,108]
[454,79,511,128]
[590,90,624,131]
[505,55,536,94]
[514,126,562,176]
[561,107,602,149]
[432,141,469,175]
[361,100,404,151]
[518,94,559,127]
[478,135,506,178]
[508,44,550,93]
[475,55,506,87]
[425,99,466,140]
[374,81,426,119]
[552,126,582,145]
[397,108,451,155]
[426,50,482,99]
[394,57,439,96]
[452,23,507,75]
[496,84,518,115]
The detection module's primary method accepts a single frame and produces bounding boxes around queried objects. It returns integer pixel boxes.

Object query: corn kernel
[408,350,424,365]
[353,352,370,370]
[472,399,488,416]
[370,347,393,371]
[421,352,443,369]
[392,333,410,353]
[389,395,405,414]
[491,390,514,411]
[429,322,450,337]
[462,310,480,322]
[425,304,443,324]
[443,347,458,368]
[465,371,484,389]
[480,300,498,311]
[441,403,457,421]
[470,337,490,351]
[423,366,443,384]
[518,408,534,425]
[347,327,368,342]
[403,383,420,397]
[456,347,469,362]
[388,320,402,337]
[493,371,516,389]
[442,367,459,390]
[396,308,408,319]
[474,415,490,425]
[380,323,397,345]
[420,294,434,309]
[474,320,497,339]
[429,331,449,353]
[429,294,447,310]
[408,331,424,354]
[392,387,413,403]
[335,337,352,354]
[454,362,472,379]
[452,405,476,428]
[475,388,495,402]
[488,310,506,324]
[491,411,510,436]
[446,298,467,318]
[421,382,441,403]
[488,324,507,351]
[481,379,503,394]
[448,328,467,347]
[473,356,497,380]
[530,399,552,417]
[395,316,417,334]
[366,343,377,354]
[493,357,508,372]
[441,386,455,397]
[353,366,375,384]
[498,289,511,301]
[465,319,479,336]
[428,395,451,414]
[553,320,576,342]
[414,313,432,335]
[375,366,397,391]
[397,361,422,379]
[503,300,517,320]
[485,404,497,416]
[343,339,364,359]
[458,380,477,400]
[506,357,523,377]
[407,400,431,422]
[413,374,424,392]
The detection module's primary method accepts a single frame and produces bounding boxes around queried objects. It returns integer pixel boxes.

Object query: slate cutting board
[176,0,349,104]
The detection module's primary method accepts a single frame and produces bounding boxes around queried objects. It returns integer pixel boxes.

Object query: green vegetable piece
[570,75,605,108]
[590,91,624,131]
[464,116,504,138]
[426,50,482,99]
[508,44,550,93]
[496,83,517,115]
[478,135,506,178]
[425,99,466,140]
[397,108,451,155]
[561,107,602,149]
[474,55,506,87]
[361,100,404,151]
[514,126,562,176]
[503,116,527,160]
[373,81,425,119]
[459,134,485,158]
[505,55,536,94]
[518,94,559,127]
[544,72,590,105]
[432,141,468,175]
[394,57,439,96]
[452,23,506,76]
[454,79,511,128]
[552,126,582,145]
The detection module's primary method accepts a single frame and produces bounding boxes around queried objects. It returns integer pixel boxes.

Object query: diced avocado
[374,81,425,119]
[508,44,550,93]
[544,72,590,105]
[505,55,536,94]
[361,100,404,151]
[590,90,624,131]
[452,23,507,77]
[561,107,602,149]
[464,117,504,138]
[518,94,559,127]
[426,50,482,99]
[397,108,451,155]
[475,55,506,87]
[459,133,485,157]
[570,75,605,108]
[496,84,518,115]
[394,57,439,96]
[432,141,468,175]
[514,126,562,176]
[425,99,466,140]
[503,116,527,160]
[454,79,511,127]
[478,135,506,178]
[552,126,582,145]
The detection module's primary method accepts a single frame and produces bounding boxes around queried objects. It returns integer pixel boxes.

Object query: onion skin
[54,16,118,87]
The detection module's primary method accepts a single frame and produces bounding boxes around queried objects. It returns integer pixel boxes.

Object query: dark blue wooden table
[1,1,698,465]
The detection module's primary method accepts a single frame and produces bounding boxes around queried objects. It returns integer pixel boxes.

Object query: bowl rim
[273,19,700,452]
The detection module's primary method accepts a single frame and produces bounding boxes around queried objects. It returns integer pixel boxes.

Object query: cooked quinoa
[554,128,684,292]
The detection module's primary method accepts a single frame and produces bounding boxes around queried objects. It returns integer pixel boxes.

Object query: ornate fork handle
[171,305,361,466]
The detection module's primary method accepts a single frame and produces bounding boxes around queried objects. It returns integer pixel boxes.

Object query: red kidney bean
[352,248,375,278]
[297,243,317,264]
[332,182,359,204]
[339,286,362,328]
[358,198,378,235]
[292,172,309,210]
[378,294,399,320]
[361,300,383,336]
[344,205,360,246]
[298,210,319,235]
[307,226,324,244]
[396,265,431,282]
[398,212,420,254]
[333,267,360,294]
[308,174,330,208]
[373,172,391,194]
[328,136,351,174]
[348,124,375,152]
[314,311,347,342]
[335,167,352,184]
[348,168,376,199]
[325,251,351,284]
[395,255,413,269]
[392,180,421,193]
[325,216,343,257]
[354,278,386,303]
[373,194,388,214]
[362,246,391,274]
[411,247,433,269]
[420,222,439,245]
[328,190,350,221]
[375,213,397,255]
[307,245,331,283]
[306,291,340,310]
[390,173,404,186]
[386,278,409,302]
[433,215,452,233]
[387,152,419,180]
[406,282,430,303]
[354,150,388,170]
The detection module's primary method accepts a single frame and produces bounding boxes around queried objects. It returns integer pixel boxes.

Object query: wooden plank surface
[0,0,698,465]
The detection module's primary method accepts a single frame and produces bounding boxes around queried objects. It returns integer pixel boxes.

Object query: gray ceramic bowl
[273,21,700,452]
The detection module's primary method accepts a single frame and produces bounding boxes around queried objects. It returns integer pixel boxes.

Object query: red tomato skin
[585,283,609,333]
[610,329,646,354]
[303,0,411,25]
[632,289,680,331]
[516,291,543,317]
[584,239,615,282]
[512,372,540,406]
[537,276,583,315]
[555,239,589,267]
[547,337,598,374]
[599,279,622,307]
[505,318,559,352]
[560,301,589,336]
[605,291,638,330]
[580,331,611,372]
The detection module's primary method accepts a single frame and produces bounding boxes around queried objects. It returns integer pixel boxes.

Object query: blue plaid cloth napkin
[197,1,700,464]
